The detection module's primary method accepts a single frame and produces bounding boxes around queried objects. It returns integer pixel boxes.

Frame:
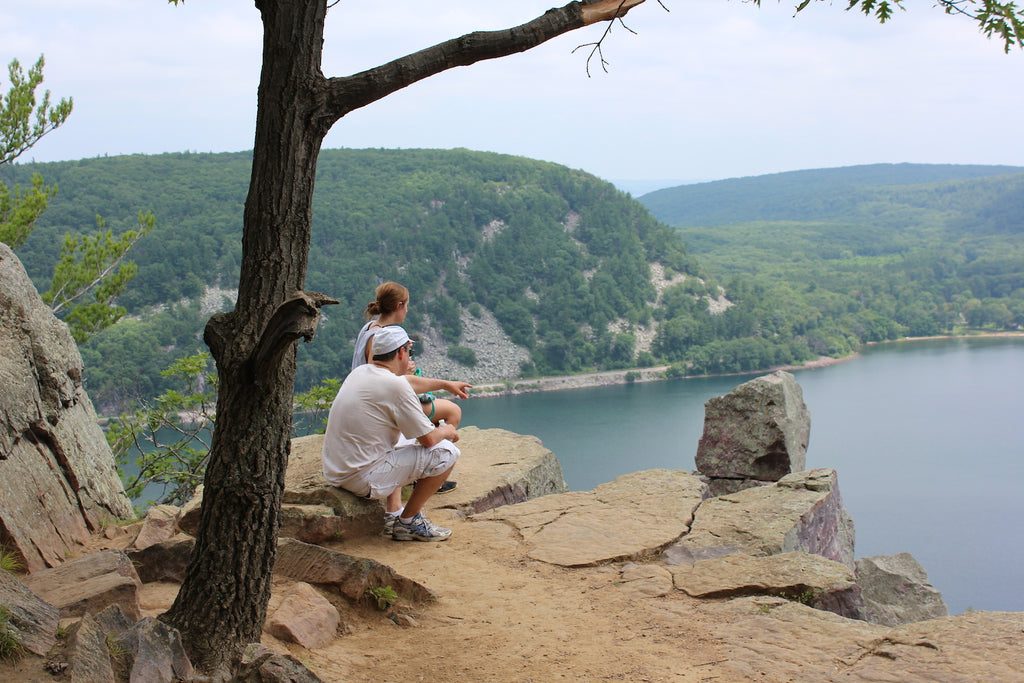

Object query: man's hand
[418,421,459,447]
[443,380,472,400]
[405,375,472,398]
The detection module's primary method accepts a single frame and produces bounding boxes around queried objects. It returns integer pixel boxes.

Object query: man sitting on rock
[321,326,468,541]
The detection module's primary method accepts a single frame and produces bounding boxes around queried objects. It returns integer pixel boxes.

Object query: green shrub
[447,345,478,367]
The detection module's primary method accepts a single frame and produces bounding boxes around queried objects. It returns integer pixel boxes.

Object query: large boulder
[46,612,117,682]
[695,371,810,491]
[856,552,949,625]
[274,538,435,605]
[286,427,568,518]
[21,549,143,620]
[0,568,59,656]
[111,617,194,682]
[265,581,340,650]
[425,426,569,514]
[126,537,194,584]
[0,244,133,572]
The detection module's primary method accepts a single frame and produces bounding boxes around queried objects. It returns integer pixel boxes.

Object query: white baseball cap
[372,326,411,355]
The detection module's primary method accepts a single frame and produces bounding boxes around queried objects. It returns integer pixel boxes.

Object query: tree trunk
[159,0,330,674]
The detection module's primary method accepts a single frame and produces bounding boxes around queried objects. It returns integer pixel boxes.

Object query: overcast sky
[3,0,1023,194]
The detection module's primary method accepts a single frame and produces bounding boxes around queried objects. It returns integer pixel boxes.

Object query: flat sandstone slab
[714,598,1024,682]
[475,468,707,567]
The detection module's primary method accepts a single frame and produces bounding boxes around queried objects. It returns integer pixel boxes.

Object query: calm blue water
[463,337,1024,615]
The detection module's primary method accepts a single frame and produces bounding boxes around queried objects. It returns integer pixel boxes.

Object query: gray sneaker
[383,512,399,537]
[391,513,452,542]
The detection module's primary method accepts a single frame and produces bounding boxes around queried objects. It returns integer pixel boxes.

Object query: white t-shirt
[321,363,435,487]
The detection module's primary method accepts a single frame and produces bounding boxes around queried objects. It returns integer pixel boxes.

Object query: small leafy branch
[292,377,342,436]
[366,585,399,611]
[0,55,72,165]
[107,352,216,508]
[44,211,155,344]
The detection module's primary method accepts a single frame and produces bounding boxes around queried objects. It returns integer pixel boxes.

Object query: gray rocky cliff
[0,244,133,571]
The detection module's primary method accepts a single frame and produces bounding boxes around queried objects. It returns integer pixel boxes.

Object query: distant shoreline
[467,331,1024,399]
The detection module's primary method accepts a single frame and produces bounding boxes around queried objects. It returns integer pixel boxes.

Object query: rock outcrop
[714,597,1022,681]
[669,551,865,619]
[856,552,949,626]
[664,468,857,569]
[0,568,59,657]
[0,244,133,572]
[0,365,995,681]
[180,425,569,539]
[695,370,810,495]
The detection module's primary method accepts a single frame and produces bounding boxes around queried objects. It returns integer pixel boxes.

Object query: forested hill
[4,153,1023,414]
[634,163,1024,371]
[639,163,1024,228]
[1,149,702,409]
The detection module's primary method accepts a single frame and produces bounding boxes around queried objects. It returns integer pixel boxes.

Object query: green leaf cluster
[0,172,55,248]
[0,56,72,165]
[0,56,69,249]
[293,377,342,436]
[789,0,1024,52]
[44,211,154,343]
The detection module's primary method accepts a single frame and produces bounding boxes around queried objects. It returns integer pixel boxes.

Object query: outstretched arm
[404,374,472,400]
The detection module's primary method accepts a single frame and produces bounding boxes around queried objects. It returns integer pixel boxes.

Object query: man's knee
[423,442,458,477]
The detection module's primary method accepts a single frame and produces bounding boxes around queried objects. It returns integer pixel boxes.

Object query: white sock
[399,514,416,524]
[386,508,403,518]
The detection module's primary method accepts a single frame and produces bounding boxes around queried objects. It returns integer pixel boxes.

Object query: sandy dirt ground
[290,510,728,683]
[2,509,731,683]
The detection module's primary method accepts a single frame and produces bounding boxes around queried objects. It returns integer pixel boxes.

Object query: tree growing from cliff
[0,56,70,248]
[154,0,1023,676]
[1,56,153,343]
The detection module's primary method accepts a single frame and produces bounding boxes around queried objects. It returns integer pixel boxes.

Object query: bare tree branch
[317,1,647,124]
[572,0,647,77]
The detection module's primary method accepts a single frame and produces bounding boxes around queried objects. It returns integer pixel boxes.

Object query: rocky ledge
[2,377,1021,681]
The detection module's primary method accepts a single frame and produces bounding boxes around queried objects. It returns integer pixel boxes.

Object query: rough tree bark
[158,0,647,675]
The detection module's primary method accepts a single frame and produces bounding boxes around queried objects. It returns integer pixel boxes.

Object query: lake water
[462,336,1024,615]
